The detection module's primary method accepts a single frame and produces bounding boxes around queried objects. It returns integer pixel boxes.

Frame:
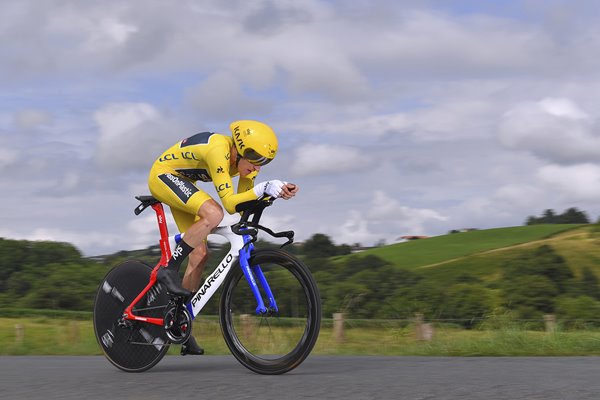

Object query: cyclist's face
[238,158,261,177]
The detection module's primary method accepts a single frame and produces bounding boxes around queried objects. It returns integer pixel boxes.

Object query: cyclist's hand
[254,180,285,198]
[280,182,299,200]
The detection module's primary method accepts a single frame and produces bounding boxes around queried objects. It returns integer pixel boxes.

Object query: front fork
[239,236,278,315]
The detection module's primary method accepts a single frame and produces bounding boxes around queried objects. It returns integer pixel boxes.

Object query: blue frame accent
[238,234,278,314]
[252,262,278,313]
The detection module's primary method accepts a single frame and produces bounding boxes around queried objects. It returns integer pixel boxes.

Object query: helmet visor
[244,149,273,166]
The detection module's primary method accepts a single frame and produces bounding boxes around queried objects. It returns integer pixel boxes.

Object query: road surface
[1,356,599,399]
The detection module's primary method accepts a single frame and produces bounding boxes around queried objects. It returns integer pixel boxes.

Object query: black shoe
[157,268,192,298]
[181,335,204,356]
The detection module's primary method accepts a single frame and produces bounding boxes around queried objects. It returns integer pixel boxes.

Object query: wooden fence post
[333,313,345,343]
[544,314,556,333]
[415,313,434,341]
[69,321,80,343]
[240,314,252,337]
[15,324,24,344]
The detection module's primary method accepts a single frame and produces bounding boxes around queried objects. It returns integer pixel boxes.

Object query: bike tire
[93,260,170,372]
[220,249,321,375]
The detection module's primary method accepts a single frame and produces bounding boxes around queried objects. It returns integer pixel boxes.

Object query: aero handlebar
[231,196,295,247]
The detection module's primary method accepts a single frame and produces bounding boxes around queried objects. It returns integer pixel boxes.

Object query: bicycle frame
[122,200,277,327]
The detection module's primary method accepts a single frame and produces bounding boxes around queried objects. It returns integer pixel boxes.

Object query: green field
[358,224,585,270]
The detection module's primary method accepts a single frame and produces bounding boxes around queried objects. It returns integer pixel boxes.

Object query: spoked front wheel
[220,249,321,374]
[93,260,171,372]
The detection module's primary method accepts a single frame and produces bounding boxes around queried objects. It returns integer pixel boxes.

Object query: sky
[2,0,600,256]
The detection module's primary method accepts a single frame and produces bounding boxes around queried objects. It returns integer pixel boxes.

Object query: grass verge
[3,316,600,356]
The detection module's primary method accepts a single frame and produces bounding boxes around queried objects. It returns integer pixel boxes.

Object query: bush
[555,296,600,328]
[442,283,493,328]
[501,245,575,317]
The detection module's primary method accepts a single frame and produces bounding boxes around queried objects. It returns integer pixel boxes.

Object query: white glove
[254,180,285,198]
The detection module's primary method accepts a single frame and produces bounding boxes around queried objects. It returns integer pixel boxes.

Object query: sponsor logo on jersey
[181,151,201,161]
[159,153,179,162]
[159,174,199,204]
[160,152,201,162]
[217,183,231,192]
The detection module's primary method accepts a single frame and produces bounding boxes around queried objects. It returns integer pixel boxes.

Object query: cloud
[342,9,562,80]
[335,210,381,246]
[282,97,499,142]
[80,17,139,53]
[404,100,498,141]
[291,143,370,176]
[499,97,600,164]
[93,102,182,171]
[185,71,272,119]
[284,113,411,138]
[493,183,545,209]
[538,163,600,202]
[13,109,52,130]
[0,147,18,170]
[333,191,448,245]
[369,190,447,233]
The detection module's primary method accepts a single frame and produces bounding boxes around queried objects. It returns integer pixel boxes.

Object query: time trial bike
[93,195,321,374]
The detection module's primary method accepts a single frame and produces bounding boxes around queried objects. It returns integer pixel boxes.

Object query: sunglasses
[244,149,273,166]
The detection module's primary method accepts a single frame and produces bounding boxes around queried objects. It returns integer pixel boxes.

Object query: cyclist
[147,120,298,355]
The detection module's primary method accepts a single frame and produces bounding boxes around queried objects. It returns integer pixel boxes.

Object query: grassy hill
[334,224,600,288]
[358,224,587,269]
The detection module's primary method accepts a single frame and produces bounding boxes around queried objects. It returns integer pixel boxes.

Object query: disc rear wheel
[93,260,170,372]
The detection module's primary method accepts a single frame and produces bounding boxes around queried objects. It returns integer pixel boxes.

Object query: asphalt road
[1,356,600,399]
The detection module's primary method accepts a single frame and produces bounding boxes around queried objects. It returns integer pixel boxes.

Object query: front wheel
[93,260,171,372]
[220,249,321,374]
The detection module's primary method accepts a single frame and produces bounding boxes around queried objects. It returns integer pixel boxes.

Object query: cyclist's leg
[168,208,206,291]
[170,199,223,291]
[151,185,223,356]
[175,199,224,247]
[182,241,208,292]
[148,168,212,295]
[148,169,212,354]
[180,200,224,285]
[163,207,209,356]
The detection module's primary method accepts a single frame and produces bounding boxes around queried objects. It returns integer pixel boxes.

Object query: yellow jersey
[148,132,258,215]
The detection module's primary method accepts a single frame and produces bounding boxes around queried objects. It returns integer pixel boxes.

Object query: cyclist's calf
[183,243,209,292]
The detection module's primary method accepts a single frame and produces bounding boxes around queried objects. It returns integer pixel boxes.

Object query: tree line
[2,231,600,328]
[525,207,590,225]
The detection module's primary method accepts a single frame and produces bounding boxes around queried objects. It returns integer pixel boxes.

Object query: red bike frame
[122,202,173,327]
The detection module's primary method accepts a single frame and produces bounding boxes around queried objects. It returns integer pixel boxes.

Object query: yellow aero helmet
[230,120,278,166]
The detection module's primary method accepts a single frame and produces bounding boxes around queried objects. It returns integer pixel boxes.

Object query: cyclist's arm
[206,147,258,214]
[238,173,257,195]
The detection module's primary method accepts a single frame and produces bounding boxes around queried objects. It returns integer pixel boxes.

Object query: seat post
[150,202,171,266]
